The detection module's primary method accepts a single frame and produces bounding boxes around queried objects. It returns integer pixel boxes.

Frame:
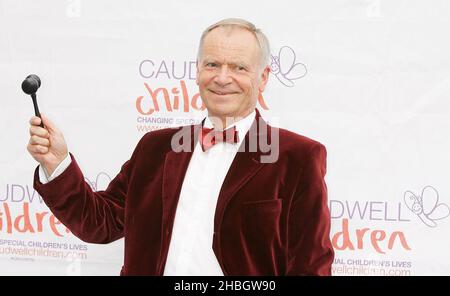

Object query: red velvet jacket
[33,110,334,275]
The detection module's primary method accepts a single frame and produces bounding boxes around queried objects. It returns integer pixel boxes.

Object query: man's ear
[258,65,271,92]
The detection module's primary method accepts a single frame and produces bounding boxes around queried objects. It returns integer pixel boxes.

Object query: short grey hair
[197,18,271,70]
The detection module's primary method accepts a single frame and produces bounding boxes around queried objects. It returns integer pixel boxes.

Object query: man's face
[196,26,270,123]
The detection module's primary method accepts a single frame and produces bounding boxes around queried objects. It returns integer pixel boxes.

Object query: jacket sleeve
[286,143,334,275]
[33,137,144,244]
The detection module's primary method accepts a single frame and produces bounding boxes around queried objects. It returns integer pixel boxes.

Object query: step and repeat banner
[1,0,449,275]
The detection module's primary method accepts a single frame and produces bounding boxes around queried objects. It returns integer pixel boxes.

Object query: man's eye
[206,62,217,67]
[237,66,246,71]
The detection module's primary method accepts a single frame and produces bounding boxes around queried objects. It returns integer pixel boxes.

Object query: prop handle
[31,93,44,128]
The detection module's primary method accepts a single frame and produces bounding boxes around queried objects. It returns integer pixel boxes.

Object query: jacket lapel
[213,110,271,231]
[162,124,200,225]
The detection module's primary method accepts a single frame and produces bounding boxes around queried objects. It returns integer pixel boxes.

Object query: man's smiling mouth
[210,89,238,96]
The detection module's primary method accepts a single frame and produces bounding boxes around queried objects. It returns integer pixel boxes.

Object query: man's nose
[214,65,232,85]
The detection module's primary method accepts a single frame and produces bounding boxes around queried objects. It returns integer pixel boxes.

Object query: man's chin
[207,105,238,119]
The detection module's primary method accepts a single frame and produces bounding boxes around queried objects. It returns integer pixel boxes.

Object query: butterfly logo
[270,46,307,87]
[84,172,112,192]
[404,186,450,228]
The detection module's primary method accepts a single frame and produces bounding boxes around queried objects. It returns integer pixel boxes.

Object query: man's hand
[27,114,68,176]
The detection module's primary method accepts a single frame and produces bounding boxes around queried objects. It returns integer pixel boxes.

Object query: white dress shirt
[38,111,256,275]
[38,152,72,183]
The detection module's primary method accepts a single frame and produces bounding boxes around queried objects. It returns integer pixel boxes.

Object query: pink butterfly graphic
[404,186,450,228]
[270,46,307,87]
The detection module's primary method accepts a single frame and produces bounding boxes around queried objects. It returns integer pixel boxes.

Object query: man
[27,18,334,275]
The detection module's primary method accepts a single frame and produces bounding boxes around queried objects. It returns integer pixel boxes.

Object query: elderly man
[27,18,334,275]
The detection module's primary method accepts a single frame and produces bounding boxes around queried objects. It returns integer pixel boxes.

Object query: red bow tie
[200,125,240,152]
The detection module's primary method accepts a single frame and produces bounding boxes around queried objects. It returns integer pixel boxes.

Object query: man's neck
[207,110,255,131]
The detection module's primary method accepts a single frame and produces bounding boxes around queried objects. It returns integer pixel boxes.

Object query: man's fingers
[30,135,50,147]
[29,116,42,126]
[27,143,49,154]
[29,125,50,138]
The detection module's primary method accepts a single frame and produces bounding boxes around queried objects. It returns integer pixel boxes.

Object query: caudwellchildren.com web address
[0,246,87,260]
[332,265,411,276]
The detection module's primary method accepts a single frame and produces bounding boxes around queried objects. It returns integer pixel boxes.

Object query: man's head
[196,18,271,127]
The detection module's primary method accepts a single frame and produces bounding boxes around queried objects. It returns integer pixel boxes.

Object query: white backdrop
[1,0,450,275]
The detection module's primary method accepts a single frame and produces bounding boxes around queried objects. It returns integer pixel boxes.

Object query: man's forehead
[201,27,259,59]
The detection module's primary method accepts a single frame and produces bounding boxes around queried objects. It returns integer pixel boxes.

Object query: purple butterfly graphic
[404,186,450,228]
[84,172,112,192]
[270,46,307,87]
